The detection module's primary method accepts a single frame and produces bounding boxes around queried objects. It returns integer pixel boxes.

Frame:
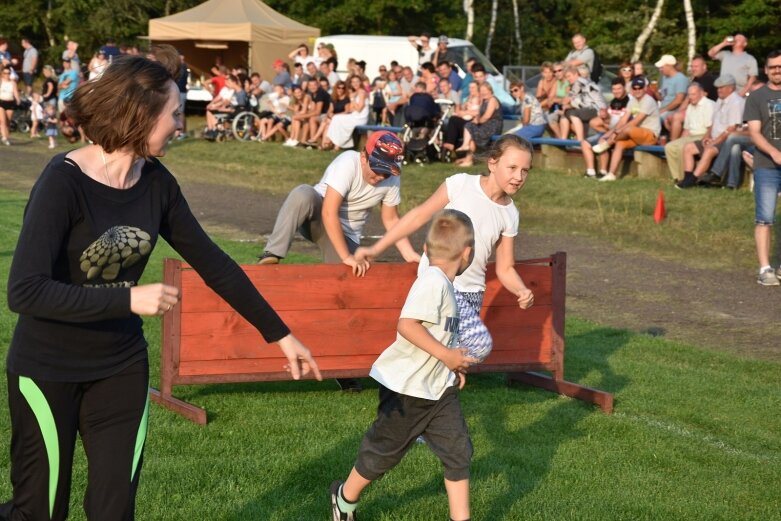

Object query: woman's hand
[277,334,322,381]
[130,283,180,316]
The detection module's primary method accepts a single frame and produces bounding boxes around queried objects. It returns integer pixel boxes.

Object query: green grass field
[0,182,777,520]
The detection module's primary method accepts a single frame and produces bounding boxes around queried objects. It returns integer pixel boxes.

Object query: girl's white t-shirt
[418,173,519,292]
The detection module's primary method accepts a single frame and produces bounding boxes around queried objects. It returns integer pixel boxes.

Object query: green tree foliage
[0,0,778,71]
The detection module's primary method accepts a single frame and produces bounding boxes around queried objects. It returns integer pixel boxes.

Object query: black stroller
[9,98,32,134]
[401,98,455,164]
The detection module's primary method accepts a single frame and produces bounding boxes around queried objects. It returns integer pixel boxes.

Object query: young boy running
[331,209,479,521]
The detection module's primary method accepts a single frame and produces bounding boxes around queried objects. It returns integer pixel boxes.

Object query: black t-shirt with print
[312,88,331,114]
[7,154,290,381]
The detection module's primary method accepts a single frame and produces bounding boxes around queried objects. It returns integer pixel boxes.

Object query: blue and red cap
[365,131,404,177]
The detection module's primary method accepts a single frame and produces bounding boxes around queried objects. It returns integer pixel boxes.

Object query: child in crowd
[44,103,58,149]
[29,93,44,138]
[355,134,535,363]
[370,78,388,125]
[331,209,479,521]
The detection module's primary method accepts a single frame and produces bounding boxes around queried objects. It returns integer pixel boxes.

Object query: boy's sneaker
[330,480,357,521]
[758,268,780,286]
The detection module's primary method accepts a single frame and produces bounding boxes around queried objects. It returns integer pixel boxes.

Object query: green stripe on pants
[131,392,150,482]
[18,376,59,520]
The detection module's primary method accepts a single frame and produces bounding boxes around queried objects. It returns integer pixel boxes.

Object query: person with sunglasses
[545,62,570,137]
[590,77,661,181]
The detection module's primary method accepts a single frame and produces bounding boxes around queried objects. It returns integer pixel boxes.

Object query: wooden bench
[150,253,613,424]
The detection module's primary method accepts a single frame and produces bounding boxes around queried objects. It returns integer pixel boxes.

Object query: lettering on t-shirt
[769,99,781,140]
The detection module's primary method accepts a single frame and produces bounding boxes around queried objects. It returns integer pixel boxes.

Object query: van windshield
[448,45,501,76]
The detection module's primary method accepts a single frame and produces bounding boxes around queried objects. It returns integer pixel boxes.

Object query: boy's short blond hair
[425,209,475,262]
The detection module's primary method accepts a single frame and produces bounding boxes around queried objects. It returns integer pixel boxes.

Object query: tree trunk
[485,0,499,59]
[512,0,522,64]
[42,0,55,48]
[463,0,475,41]
[683,0,697,70]
[631,0,665,62]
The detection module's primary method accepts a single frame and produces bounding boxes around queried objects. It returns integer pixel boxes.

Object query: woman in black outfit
[0,56,321,521]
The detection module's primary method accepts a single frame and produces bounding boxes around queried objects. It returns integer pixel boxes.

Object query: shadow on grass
[223,326,629,519]
[465,326,630,517]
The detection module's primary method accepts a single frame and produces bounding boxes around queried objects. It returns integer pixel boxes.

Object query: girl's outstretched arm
[355,182,450,263]
[494,234,534,309]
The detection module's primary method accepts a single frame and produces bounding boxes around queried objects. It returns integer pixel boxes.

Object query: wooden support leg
[508,372,614,414]
[149,388,208,425]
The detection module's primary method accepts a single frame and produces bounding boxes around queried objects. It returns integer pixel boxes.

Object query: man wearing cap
[708,34,758,97]
[655,54,689,129]
[258,131,420,272]
[591,77,661,182]
[432,35,457,68]
[272,59,292,89]
[743,49,781,285]
[664,83,715,180]
[676,74,745,188]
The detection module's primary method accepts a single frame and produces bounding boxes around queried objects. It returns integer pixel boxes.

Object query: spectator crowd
[1,31,780,285]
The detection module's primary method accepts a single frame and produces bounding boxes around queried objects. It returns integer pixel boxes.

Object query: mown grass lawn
[0,187,777,520]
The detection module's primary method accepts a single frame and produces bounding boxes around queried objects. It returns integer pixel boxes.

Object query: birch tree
[683,0,696,69]
[485,0,499,59]
[511,0,522,64]
[631,0,665,62]
[463,0,475,41]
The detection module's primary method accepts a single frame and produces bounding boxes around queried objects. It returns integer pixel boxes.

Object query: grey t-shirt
[565,47,595,72]
[628,94,662,137]
[23,46,38,73]
[715,51,758,91]
[743,85,781,170]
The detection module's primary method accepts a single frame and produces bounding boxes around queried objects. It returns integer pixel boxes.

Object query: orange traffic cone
[654,190,666,224]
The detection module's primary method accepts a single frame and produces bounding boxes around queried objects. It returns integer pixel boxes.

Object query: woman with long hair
[322,74,369,151]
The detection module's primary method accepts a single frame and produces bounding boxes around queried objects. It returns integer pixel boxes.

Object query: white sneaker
[599,173,617,182]
[2,139,9,146]
[48,143,55,149]
[758,268,780,286]
[592,141,610,154]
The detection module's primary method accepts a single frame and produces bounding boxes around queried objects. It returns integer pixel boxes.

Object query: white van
[314,34,503,83]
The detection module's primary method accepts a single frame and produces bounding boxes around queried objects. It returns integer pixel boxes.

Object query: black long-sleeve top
[6,154,290,382]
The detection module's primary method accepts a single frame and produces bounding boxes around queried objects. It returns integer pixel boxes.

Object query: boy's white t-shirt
[418,173,519,292]
[313,151,401,245]
[370,266,459,400]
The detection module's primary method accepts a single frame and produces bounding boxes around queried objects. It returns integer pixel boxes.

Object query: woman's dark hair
[67,55,173,157]
[420,62,436,74]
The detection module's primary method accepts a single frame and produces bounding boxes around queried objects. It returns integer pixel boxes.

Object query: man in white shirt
[665,83,715,180]
[678,74,746,188]
[258,131,419,271]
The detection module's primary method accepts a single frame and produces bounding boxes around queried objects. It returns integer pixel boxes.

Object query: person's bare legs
[341,467,371,503]
[581,140,595,171]
[445,478,470,521]
[607,142,627,175]
[756,225,772,268]
[559,116,571,139]
[683,141,699,172]
[570,117,586,141]
[0,109,9,141]
[669,110,685,141]
[456,129,472,152]
[206,110,216,130]
[693,146,720,177]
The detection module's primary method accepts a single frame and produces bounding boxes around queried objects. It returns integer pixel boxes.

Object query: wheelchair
[202,103,254,142]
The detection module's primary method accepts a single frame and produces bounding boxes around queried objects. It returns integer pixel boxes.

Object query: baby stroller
[9,99,32,134]
[401,98,455,165]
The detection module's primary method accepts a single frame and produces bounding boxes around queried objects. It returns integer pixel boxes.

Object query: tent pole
[248,41,252,74]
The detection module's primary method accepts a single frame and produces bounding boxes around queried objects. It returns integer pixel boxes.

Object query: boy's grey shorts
[354,385,472,482]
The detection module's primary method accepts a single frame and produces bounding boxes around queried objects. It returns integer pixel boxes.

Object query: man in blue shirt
[655,54,688,132]
[436,61,462,93]
[57,59,80,112]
